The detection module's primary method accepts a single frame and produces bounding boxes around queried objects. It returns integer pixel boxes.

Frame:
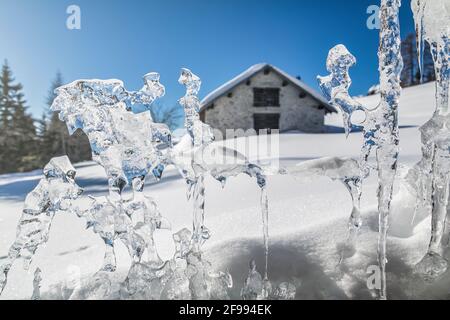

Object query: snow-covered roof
[200,63,336,113]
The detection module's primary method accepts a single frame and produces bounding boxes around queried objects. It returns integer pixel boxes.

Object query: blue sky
[0,0,415,117]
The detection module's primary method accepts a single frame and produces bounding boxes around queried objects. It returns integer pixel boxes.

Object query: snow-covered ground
[0,82,446,300]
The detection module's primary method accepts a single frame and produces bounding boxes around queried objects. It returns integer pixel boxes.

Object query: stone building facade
[199,63,336,135]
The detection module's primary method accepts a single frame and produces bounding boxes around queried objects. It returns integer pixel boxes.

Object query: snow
[200,63,336,113]
[0,82,442,300]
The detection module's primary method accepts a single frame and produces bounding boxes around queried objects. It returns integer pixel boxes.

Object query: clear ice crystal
[121,230,233,300]
[3,68,278,300]
[412,0,449,112]
[0,156,83,295]
[318,0,403,299]
[178,68,214,147]
[270,282,296,300]
[410,0,450,280]
[174,69,214,250]
[51,74,168,199]
[241,260,272,300]
[175,68,271,280]
[78,193,168,272]
[241,260,264,300]
[318,45,365,138]
[123,262,172,299]
[31,267,42,300]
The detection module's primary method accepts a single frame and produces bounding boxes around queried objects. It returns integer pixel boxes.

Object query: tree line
[0,61,91,174]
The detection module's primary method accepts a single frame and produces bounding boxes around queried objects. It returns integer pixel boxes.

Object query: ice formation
[118,228,233,300]
[318,0,403,299]
[31,267,42,300]
[0,156,83,294]
[241,260,265,300]
[286,157,363,263]
[171,68,213,249]
[270,282,296,300]
[171,69,270,281]
[51,73,168,201]
[0,0,445,302]
[0,67,278,300]
[76,194,170,272]
[1,0,438,299]
[241,260,292,300]
[288,157,363,233]
[408,0,450,279]
[318,46,371,236]
[49,73,174,272]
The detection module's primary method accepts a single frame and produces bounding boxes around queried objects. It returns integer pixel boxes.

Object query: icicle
[343,177,363,232]
[28,68,273,301]
[177,69,214,249]
[339,177,363,264]
[31,268,42,300]
[176,68,272,272]
[412,0,449,114]
[414,0,426,82]
[411,0,450,281]
[374,1,403,300]
[260,187,269,280]
[191,175,210,250]
[287,157,363,262]
[318,0,403,300]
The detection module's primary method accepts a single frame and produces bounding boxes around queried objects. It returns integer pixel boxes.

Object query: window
[253,113,280,131]
[253,88,280,107]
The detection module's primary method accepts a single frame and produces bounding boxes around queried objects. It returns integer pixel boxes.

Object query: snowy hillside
[0,82,444,300]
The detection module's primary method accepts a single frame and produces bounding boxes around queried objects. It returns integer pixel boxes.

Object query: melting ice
[409,0,450,280]
[318,0,403,300]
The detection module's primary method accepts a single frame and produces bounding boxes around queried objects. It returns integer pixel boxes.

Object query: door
[253,113,280,132]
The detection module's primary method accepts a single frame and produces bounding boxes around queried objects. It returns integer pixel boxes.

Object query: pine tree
[37,112,48,139]
[0,60,39,173]
[0,61,18,130]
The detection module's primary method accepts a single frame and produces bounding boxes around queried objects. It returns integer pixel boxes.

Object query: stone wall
[202,69,326,135]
